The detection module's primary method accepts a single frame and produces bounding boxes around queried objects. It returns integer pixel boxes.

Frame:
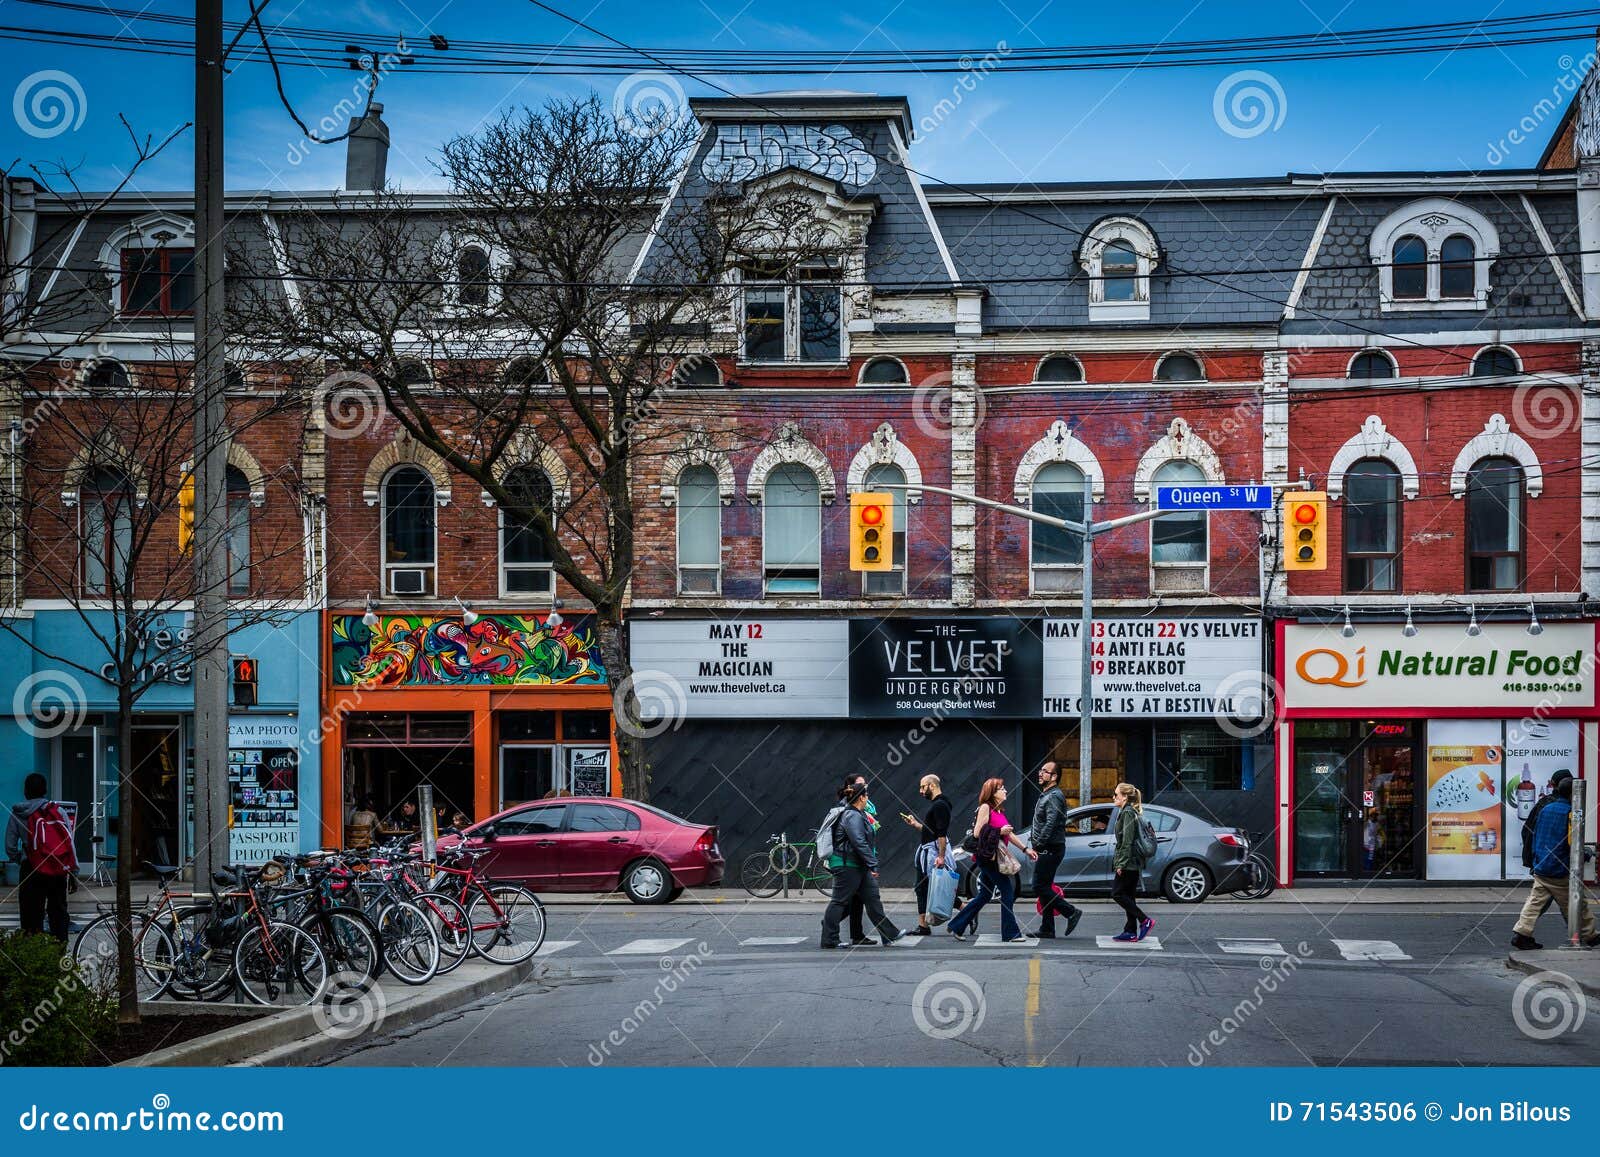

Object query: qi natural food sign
[1282,622,1595,711]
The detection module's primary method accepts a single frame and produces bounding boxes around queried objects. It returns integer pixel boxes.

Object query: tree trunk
[114,681,139,1024]
[594,613,650,803]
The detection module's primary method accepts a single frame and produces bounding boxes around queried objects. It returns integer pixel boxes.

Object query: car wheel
[1162,860,1213,904]
[622,859,674,905]
[665,886,684,903]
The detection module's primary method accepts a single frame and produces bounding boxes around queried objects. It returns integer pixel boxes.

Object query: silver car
[1005,803,1250,903]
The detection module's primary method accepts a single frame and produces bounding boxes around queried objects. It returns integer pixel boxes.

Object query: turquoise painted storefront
[0,610,322,875]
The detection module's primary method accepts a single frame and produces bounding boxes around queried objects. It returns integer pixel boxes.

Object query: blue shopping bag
[927,861,960,925]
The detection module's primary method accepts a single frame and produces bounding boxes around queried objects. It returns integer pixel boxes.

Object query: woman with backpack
[5,772,76,941]
[946,777,1036,943]
[1111,782,1154,943]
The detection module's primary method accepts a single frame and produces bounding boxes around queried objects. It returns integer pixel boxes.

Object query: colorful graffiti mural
[330,614,607,688]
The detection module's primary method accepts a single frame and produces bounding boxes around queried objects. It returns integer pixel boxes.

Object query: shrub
[0,931,116,1066]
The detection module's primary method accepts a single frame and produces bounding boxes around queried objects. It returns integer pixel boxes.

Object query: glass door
[1357,736,1419,878]
[1294,740,1349,875]
[56,731,100,865]
[499,745,561,808]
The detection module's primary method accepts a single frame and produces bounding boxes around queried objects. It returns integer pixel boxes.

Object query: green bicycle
[741,832,835,898]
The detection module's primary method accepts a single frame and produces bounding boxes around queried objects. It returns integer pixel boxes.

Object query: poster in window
[566,746,611,797]
[1503,720,1579,880]
[227,716,300,865]
[1425,719,1504,880]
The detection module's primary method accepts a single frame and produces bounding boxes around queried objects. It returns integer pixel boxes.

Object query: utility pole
[191,0,230,890]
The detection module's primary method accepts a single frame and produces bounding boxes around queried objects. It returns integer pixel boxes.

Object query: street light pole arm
[871,481,1189,535]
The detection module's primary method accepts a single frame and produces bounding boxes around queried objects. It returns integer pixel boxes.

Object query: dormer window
[1079,217,1158,322]
[457,245,492,307]
[121,246,194,316]
[741,262,842,364]
[1371,199,1498,312]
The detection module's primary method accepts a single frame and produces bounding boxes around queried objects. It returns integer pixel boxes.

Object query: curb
[119,957,539,1068]
[1506,948,1600,997]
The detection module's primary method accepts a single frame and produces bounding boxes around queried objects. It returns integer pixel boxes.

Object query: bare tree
[231,94,844,800]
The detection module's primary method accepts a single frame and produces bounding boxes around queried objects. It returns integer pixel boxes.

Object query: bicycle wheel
[741,852,782,898]
[807,864,835,898]
[233,921,330,1007]
[1239,853,1276,899]
[73,913,175,1002]
[375,900,440,985]
[467,884,546,964]
[298,908,381,991]
[411,890,473,975]
[166,906,237,1001]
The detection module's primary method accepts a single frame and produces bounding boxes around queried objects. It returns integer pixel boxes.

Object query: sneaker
[850,936,878,947]
[1511,933,1544,951]
[1064,908,1083,938]
[1111,931,1138,942]
[949,927,971,942]
[910,926,931,936]
[882,930,906,944]
[1137,917,1155,942]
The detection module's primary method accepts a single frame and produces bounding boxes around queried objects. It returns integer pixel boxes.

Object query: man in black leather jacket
[820,785,904,948]
[1029,762,1082,938]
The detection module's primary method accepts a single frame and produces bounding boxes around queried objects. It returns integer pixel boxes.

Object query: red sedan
[439,798,723,904]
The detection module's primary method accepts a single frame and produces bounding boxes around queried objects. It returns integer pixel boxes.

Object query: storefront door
[1293,721,1420,879]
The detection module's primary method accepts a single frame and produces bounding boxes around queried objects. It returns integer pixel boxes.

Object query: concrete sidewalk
[1507,946,1600,996]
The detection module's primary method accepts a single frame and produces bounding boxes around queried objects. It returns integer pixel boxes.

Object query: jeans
[821,866,900,947]
[948,861,1019,940]
[19,866,70,941]
[1112,867,1147,934]
[1031,844,1075,934]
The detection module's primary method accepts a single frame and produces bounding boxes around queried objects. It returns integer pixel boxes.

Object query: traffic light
[231,656,258,707]
[1282,492,1327,571]
[849,491,894,572]
[177,473,195,554]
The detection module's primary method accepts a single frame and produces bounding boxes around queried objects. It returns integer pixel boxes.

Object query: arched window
[1151,460,1207,566]
[858,357,908,385]
[1438,234,1475,300]
[863,463,908,596]
[673,357,721,386]
[1343,459,1400,593]
[1155,353,1204,382]
[1465,457,1523,592]
[676,464,721,595]
[86,359,131,391]
[1031,462,1087,592]
[82,466,132,596]
[1034,355,1084,384]
[457,245,492,307]
[224,465,251,596]
[1348,351,1396,380]
[1391,235,1427,300]
[500,466,554,596]
[396,360,432,389]
[763,464,820,595]
[1080,217,1157,321]
[505,357,547,388]
[1472,347,1520,378]
[382,466,436,596]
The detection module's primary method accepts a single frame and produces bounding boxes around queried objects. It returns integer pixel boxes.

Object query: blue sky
[1,0,1592,193]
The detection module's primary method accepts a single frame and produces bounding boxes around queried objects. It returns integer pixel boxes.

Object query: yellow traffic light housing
[1282,491,1327,571]
[178,472,195,555]
[850,491,894,572]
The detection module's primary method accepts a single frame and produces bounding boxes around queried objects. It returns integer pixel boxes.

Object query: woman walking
[1111,783,1154,942]
[946,778,1036,943]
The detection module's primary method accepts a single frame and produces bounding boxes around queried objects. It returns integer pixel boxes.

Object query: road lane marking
[738,936,807,946]
[1217,938,1287,956]
[536,940,578,956]
[1094,935,1163,950]
[606,938,694,955]
[975,934,1040,947]
[1333,939,1411,961]
[1025,955,1042,1067]
[889,933,926,946]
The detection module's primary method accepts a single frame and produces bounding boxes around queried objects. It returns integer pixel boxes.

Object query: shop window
[1343,458,1400,593]
[225,465,251,596]
[1155,724,1243,792]
[562,711,610,742]
[1030,462,1086,592]
[862,462,908,597]
[569,803,639,833]
[81,466,133,597]
[120,246,194,316]
[1465,456,1523,592]
[500,748,556,806]
[676,463,722,595]
[501,711,556,742]
[763,463,821,595]
[346,712,410,743]
[499,465,555,597]
[408,713,472,742]
[382,465,436,597]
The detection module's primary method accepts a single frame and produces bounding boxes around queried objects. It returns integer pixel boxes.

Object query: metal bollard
[1568,779,1586,947]
[419,783,437,864]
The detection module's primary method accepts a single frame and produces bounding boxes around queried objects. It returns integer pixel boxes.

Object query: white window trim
[856,356,909,385]
[672,462,725,597]
[493,464,558,601]
[442,235,503,312]
[98,212,195,315]
[745,423,836,504]
[737,272,849,367]
[1153,351,1207,383]
[479,430,570,510]
[1369,198,1499,312]
[1345,348,1399,378]
[1326,414,1421,501]
[379,465,438,598]
[1032,353,1085,384]
[1471,343,1523,378]
[1449,413,1544,499]
[759,464,823,598]
[1013,419,1106,506]
[1079,216,1157,322]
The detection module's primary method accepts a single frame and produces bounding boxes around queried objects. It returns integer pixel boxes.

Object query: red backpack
[25,803,75,876]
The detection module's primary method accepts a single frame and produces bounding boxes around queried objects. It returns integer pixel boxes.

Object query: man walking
[1029,762,1081,938]
[821,784,904,948]
[6,772,76,941]
[1511,774,1599,950]
[902,774,952,935]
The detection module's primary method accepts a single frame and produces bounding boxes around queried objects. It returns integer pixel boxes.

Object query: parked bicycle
[427,845,547,963]
[741,833,833,898]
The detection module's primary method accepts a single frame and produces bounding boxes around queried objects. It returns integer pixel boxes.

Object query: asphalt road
[329,897,1600,1067]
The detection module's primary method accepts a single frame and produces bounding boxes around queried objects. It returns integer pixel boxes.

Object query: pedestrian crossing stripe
[1332,939,1411,961]
[975,935,1039,947]
[606,938,694,955]
[1094,935,1163,950]
[738,936,807,946]
[889,933,925,946]
[1217,938,1287,956]
[535,941,578,956]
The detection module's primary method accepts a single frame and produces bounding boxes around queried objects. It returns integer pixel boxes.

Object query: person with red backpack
[6,773,77,940]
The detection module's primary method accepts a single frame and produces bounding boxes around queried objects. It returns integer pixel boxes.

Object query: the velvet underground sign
[848,618,1044,719]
